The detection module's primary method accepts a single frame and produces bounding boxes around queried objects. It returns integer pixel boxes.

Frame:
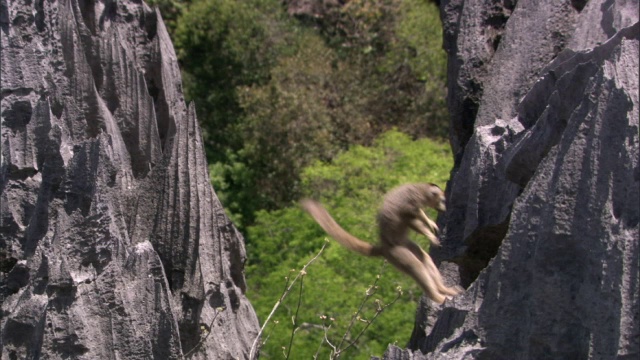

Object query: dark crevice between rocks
[208,283,225,309]
[102,62,120,115]
[98,0,117,32]
[144,74,173,152]
[0,0,9,34]
[1,88,35,99]
[51,333,90,359]
[441,329,481,353]
[459,217,511,288]
[0,257,21,305]
[76,0,116,35]
[179,293,203,354]
[551,30,568,56]
[225,221,249,294]
[0,255,18,274]
[226,280,241,312]
[62,142,100,217]
[484,11,508,28]
[452,94,481,166]
[600,0,616,38]
[2,100,33,129]
[168,268,183,292]
[5,165,38,181]
[77,0,97,36]
[570,0,588,12]
[128,7,161,134]
[2,305,47,360]
[34,0,45,32]
[5,260,29,296]
[482,0,515,53]
[142,6,158,41]
[46,283,77,311]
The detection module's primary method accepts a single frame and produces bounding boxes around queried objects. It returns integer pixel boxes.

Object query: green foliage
[322,0,397,56]
[313,0,449,139]
[380,0,448,138]
[392,0,446,82]
[236,31,340,211]
[234,29,381,217]
[246,130,452,359]
[174,0,278,162]
[174,0,448,229]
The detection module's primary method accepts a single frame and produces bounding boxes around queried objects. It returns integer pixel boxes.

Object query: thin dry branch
[249,241,328,359]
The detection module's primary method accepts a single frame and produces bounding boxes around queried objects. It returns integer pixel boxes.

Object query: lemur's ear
[428,183,441,190]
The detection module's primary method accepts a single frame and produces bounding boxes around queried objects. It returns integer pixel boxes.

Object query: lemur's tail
[301,199,382,257]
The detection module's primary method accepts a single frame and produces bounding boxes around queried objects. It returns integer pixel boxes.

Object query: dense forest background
[150,0,450,358]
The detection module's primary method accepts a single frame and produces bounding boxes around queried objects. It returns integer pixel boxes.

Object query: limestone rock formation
[382,0,639,359]
[0,0,259,358]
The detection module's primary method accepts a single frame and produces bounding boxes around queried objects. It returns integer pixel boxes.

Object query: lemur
[301,183,461,304]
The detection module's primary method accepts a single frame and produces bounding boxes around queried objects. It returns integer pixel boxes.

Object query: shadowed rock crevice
[457,217,509,288]
[1,1,259,359]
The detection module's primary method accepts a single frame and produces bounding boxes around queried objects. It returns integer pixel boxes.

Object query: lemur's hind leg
[382,245,447,304]
[405,240,461,297]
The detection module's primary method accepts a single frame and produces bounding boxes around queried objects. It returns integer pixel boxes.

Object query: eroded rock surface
[1,0,259,358]
[383,1,639,359]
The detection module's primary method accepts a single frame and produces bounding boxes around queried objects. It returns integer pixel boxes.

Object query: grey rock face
[384,0,639,359]
[1,0,259,359]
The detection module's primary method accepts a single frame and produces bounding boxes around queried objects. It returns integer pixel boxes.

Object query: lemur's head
[423,183,446,212]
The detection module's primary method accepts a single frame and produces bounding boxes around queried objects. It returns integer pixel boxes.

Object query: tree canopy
[160,0,448,227]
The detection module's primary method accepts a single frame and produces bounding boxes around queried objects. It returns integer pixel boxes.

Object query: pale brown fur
[301,183,462,304]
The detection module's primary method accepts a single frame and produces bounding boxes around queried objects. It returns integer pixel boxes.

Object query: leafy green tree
[172,0,449,229]
[234,29,378,219]
[247,130,453,359]
[174,0,277,161]
[379,0,448,139]
[344,0,448,140]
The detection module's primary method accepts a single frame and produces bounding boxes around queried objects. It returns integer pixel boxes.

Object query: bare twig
[285,271,306,359]
[338,289,402,356]
[336,261,387,351]
[261,319,280,347]
[249,241,327,359]
[314,316,334,359]
[330,261,404,359]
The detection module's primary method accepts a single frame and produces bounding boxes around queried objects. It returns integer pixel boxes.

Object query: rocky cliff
[382,0,639,359]
[0,0,259,359]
